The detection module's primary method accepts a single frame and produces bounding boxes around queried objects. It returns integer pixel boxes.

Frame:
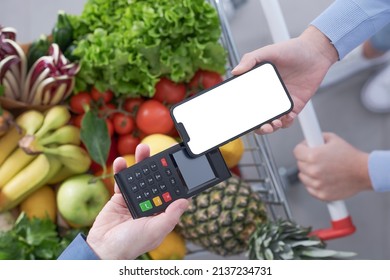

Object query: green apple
[57,174,110,227]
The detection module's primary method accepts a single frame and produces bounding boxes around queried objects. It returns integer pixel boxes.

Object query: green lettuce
[68,0,227,97]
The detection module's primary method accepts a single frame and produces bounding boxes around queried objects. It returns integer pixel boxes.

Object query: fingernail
[288,112,297,120]
[259,127,268,134]
[272,120,282,128]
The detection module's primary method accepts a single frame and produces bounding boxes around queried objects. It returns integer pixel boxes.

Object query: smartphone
[171,62,293,157]
[114,143,231,218]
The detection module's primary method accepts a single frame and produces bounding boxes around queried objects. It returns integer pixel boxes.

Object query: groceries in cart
[115,62,293,218]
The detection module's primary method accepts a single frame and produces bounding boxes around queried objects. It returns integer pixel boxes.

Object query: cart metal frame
[209,0,293,221]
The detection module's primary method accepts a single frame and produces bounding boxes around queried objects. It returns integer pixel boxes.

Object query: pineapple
[177,175,267,256]
[177,175,356,259]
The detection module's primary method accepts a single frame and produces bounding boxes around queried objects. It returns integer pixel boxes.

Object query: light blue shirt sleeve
[311,0,390,59]
[57,233,100,260]
[368,151,390,192]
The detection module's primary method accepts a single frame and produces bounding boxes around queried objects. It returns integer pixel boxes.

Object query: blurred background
[2,0,390,259]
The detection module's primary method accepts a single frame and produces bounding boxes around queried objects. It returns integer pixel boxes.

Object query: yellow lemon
[148,230,187,260]
[123,154,136,166]
[219,137,245,168]
[20,185,56,222]
[141,134,178,156]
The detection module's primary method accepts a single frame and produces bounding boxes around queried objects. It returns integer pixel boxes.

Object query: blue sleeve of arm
[58,233,100,260]
[311,0,390,59]
[368,151,390,192]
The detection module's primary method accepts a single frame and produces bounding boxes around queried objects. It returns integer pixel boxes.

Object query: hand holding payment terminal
[114,62,293,218]
[114,143,231,218]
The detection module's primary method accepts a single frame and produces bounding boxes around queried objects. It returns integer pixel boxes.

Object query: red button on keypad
[160,158,168,167]
[162,192,172,202]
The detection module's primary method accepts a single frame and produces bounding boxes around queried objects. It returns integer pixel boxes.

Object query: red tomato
[117,134,140,156]
[135,100,174,135]
[167,126,180,139]
[153,78,186,104]
[113,113,135,135]
[105,119,114,138]
[124,97,144,115]
[136,129,148,141]
[189,70,223,94]
[91,87,114,103]
[69,92,92,114]
[71,114,84,128]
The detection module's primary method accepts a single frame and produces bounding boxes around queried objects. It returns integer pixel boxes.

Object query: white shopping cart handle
[259,0,355,240]
[298,103,356,239]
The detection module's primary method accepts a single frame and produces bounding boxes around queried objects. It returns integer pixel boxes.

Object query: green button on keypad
[139,200,153,212]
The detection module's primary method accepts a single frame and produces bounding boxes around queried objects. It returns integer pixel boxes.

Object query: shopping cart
[209,0,356,240]
[186,0,356,259]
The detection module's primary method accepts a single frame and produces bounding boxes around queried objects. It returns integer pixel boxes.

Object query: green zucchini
[26,35,51,71]
[52,11,74,53]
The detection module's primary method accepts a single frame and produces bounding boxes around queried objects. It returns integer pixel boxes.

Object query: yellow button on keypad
[153,196,162,207]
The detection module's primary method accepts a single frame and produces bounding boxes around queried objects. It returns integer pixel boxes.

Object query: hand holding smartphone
[171,62,293,156]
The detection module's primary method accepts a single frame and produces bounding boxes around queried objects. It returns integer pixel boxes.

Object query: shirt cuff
[311,0,388,59]
[368,151,390,192]
[57,233,100,260]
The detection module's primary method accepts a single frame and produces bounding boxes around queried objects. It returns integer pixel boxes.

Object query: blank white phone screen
[172,63,292,155]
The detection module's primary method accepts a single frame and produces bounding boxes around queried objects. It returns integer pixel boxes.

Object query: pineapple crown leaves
[248,219,357,260]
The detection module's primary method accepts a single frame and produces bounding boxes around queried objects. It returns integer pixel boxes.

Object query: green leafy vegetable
[80,109,111,172]
[67,0,227,97]
[0,213,83,260]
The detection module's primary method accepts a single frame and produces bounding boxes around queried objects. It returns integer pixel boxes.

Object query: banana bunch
[0,105,91,212]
